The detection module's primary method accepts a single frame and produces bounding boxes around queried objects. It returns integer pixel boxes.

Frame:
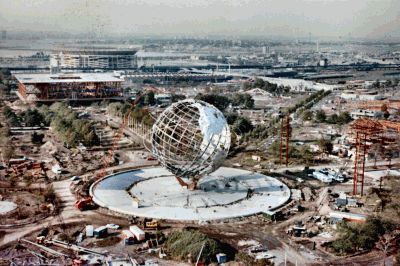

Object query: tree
[195,93,231,111]
[231,93,254,109]
[143,91,156,106]
[318,138,333,154]
[301,110,313,121]
[315,110,326,123]
[3,106,20,126]
[376,232,398,266]
[50,102,68,113]
[254,78,265,88]
[337,112,352,125]
[225,113,239,125]
[120,103,131,116]
[31,132,44,144]
[83,130,99,146]
[107,102,123,116]
[298,146,314,165]
[331,216,394,255]
[1,141,14,165]
[43,185,56,203]
[242,94,254,109]
[7,115,20,127]
[23,109,46,127]
[171,94,186,103]
[269,140,280,158]
[384,80,392,87]
[64,130,75,147]
[327,113,339,124]
[37,105,53,125]
[248,124,268,139]
[232,117,253,135]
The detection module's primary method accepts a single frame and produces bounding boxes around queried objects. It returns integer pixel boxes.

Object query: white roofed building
[14,72,124,102]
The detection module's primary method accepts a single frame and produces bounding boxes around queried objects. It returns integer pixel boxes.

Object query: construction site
[0,60,400,266]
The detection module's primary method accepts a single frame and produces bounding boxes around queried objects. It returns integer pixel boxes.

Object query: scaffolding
[349,118,400,196]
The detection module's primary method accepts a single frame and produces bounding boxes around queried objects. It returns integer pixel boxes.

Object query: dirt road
[0,179,96,247]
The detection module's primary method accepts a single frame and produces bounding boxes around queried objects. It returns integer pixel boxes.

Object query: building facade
[14,72,124,102]
[50,48,138,70]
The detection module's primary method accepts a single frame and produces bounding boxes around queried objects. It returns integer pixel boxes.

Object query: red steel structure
[280,115,291,167]
[14,73,123,102]
[96,94,143,180]
[349,118,400,196]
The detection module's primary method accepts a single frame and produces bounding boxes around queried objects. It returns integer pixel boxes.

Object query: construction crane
[96,94,143,180]
[75,94,143,210]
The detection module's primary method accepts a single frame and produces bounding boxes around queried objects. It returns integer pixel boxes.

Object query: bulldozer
[144,219,159,230]
[135,218,159,230]
[74,197,93,211]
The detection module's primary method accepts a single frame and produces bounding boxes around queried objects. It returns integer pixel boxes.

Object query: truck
[93,226,108,238]
[85,225,94,237]
[129,225,145,241]
[121,230,136,245]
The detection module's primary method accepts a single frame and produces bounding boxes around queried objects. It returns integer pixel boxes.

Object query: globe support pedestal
[175,176,198,190]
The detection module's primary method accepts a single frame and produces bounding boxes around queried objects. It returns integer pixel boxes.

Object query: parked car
[106,224,121,230]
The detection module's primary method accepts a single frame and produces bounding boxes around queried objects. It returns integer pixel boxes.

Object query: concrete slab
[0,201,17,215]
[90,167,290,221]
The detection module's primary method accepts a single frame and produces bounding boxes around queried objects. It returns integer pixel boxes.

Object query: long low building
[14,72,124,102]
[51,47,138,69]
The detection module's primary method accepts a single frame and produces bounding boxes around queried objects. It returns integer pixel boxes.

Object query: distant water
[0,49,46,57]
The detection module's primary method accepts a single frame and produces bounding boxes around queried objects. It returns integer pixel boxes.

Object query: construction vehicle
[73,259,85,266]
[36,236,46,244]
[74,197,93,210]
[143,219,159,230]
[96,93,143,181]
[73,94,143,212]
[36,227,50,245]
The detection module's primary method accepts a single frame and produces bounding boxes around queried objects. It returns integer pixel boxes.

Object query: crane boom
[96,95,142,180]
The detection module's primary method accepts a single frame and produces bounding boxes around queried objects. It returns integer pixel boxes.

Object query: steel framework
[280,115,291,167]
[18,81,122,102]
[151,99,231,181]
[355,100,400,111]
[96,95,143,180]
[349,118,395,196]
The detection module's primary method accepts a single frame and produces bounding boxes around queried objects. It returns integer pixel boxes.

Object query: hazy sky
[0,0,399,39]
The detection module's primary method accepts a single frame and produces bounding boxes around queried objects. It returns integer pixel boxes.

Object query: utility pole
[195,242,206,266]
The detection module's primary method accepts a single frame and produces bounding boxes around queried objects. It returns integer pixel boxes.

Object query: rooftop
[52,46,138,55]
[14,72,124,84]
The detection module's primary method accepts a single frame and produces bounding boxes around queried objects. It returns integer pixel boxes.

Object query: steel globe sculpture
[151,99,231,183]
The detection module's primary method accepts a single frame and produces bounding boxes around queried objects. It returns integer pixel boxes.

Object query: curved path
[0,179,95,247]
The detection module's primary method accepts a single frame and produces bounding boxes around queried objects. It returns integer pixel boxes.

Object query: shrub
[165,230,222,263]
